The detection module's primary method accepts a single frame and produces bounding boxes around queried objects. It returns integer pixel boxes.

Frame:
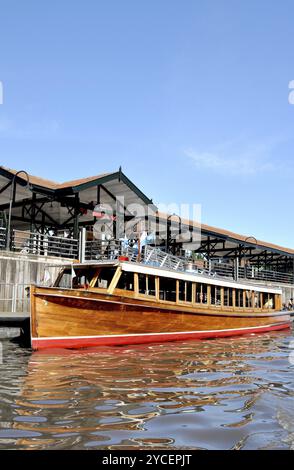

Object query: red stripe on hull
[32,322,291,350]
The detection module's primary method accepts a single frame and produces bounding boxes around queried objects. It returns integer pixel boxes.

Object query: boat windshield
[55,267,97,289]
[55,266,117,289]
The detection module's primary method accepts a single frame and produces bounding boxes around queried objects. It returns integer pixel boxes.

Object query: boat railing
[85,240,186,269]
[84,241,217,277]
[143,246,186,271]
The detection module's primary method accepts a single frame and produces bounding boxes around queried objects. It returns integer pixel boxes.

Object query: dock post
[79,227,86,263]
[12,284,17,313]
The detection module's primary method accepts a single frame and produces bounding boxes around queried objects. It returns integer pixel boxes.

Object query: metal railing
[0,283,30,313]
[1,228,293,286]
[85,240,294,286]
[206,261,294,285]
[85,243,215,276]
[143,246,186,271]
[207,262,294,285]
[0,227,6,249]
[238,265,294,285]
[85,239,138,262]
[11,230,79,259]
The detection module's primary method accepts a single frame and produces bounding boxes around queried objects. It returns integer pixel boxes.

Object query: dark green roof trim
[200,228,293,258]
[0,167,56,196]
[0,167,29,187]
[67,172,120,193]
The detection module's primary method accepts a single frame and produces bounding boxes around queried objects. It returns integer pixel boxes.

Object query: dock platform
[0,312,29,327]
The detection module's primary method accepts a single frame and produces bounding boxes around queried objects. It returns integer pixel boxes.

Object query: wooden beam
[108,267,122,294]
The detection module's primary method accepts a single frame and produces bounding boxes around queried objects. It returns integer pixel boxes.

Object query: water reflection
[0,328,293,450]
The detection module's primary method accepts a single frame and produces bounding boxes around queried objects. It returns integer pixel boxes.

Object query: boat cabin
[54,261,281,313]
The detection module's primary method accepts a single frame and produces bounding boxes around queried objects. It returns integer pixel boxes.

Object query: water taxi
[30,249,291,350]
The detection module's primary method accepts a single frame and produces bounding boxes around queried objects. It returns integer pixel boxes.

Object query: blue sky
[0,0,293,248]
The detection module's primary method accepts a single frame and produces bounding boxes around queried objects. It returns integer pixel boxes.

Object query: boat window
[56,268,96,289]
[211,286,221,305]
[147,276,156,296]
[235,289,244,308]
[187,282,193,302]
[224,288,229,306]
[262,292,267,308]
[245,291,252,308]
[179,280,193,302]
[254,292,261,308]
[229,288,233,306]
[263,293,275,309]
[56,269,72,288]
[210,286,215,304]
[217,287,222,305]
[159,277,177,302]
[96,268,117,289]
[270,294,275,309]
[179,280,185,301]
[138,274,156,296]
[116,272,134,291]
[195,284,201,303]
[139,274,146,294]
[195,283,208,304]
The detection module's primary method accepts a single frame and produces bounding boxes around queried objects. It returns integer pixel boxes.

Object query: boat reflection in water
[1,328,293,450]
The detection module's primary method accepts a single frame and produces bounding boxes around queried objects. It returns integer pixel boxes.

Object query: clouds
[183,138,285,176]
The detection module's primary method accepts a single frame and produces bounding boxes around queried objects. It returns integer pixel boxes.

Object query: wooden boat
[30,255,291,350]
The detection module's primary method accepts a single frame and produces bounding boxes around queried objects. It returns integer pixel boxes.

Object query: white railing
[143,246,186,271]
[0,227,6,249]
[84,241,294,286]
[85,239,138,262]
[1,229,293,287]
[11,230,79,259]
[0,283,30,313]
[209,261,294,285]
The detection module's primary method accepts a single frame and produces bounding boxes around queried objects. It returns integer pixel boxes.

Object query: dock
[0,312,29,327]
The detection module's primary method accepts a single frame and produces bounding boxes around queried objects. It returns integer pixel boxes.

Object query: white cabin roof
[66,260,282,294]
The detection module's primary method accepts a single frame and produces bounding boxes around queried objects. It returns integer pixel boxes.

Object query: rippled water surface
[0,327,293,450]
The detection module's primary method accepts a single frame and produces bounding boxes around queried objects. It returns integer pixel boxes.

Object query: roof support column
[30,192,37,233]
[73,193,80,240]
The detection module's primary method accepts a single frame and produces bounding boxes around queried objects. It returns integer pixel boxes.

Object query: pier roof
[0,165,152,202]
[0,166,293,269]
[156,212,293,258]
[0,165,154,230]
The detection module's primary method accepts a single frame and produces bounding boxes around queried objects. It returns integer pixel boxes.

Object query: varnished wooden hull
[30,286,291,350]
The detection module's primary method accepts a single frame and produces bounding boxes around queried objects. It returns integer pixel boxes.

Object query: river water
[0,327,293,450]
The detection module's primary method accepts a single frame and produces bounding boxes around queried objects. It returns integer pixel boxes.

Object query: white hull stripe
[32,322,288,341]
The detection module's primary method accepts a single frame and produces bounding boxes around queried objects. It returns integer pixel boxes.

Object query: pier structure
[0,165,293,315]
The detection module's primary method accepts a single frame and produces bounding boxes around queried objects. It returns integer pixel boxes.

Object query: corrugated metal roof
[0,165,112,190]
[156,212,294,255]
